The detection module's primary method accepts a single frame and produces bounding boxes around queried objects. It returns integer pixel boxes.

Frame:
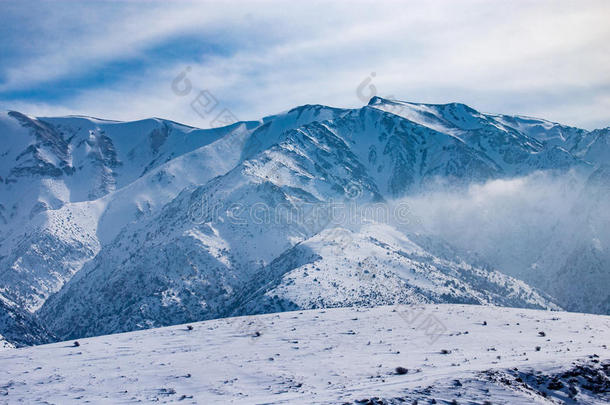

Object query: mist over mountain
[396,168,610,314]
[0,98,608,346]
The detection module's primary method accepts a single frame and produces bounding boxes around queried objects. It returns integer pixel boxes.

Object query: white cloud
[2,0,609,129]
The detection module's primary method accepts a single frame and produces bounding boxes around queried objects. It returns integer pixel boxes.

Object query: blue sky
[1,0,609,129]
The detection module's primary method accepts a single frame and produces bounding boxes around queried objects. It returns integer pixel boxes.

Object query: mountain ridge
[1,98,608,346]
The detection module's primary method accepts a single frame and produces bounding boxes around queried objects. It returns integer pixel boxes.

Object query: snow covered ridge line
[1,305,608,404]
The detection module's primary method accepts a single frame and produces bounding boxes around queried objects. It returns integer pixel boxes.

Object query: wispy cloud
[1,0,609,129]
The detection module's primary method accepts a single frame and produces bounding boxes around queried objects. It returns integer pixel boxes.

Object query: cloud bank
[395,170,609,283]
[1,0,609,129]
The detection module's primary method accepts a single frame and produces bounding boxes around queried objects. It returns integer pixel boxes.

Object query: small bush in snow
[395,367,408,375]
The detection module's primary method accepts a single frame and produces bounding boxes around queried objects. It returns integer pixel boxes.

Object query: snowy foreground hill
[1,305,609,404]
[0,97,609,347]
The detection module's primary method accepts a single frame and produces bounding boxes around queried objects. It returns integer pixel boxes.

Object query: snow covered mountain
[0,106,346,313]
[232,224,558,315]
[40,217,558,339]
[2,305,609,403]
[0,111,256,312]
[0,98,608,346]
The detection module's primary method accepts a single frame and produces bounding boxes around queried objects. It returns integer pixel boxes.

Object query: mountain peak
[367,96,389,105]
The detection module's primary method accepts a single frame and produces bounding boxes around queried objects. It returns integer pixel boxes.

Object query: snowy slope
[234,223,558,315]
[1,305,609,404]
[0,105,346,313]
[580,128,610,164]
[0,111,230,228]
[38,120,389,339]
[0,335,14,350]
[0,294,53,347]
[369,97,601,171]
[0,112,251,311]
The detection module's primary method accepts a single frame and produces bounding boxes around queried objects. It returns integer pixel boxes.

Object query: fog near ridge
[393,170,608,283]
